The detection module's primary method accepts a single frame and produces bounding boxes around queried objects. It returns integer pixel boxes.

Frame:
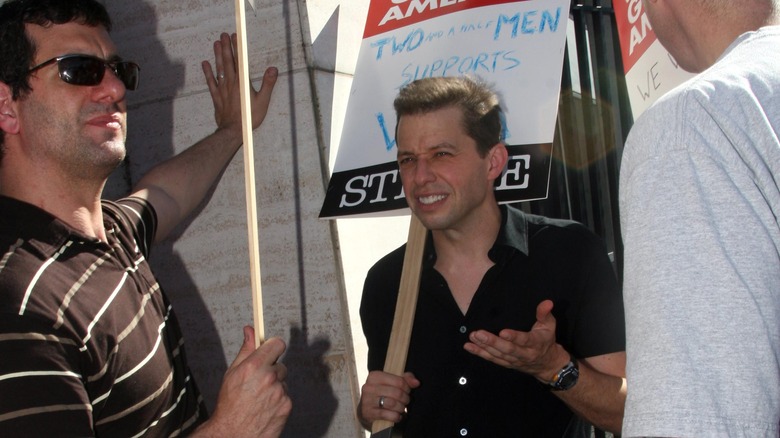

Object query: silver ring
[378,396,385,409]
[217,73,225,81]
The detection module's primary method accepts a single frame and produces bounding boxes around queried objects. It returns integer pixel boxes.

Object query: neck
[693,2,780,70]
[1,159,108,241]
[431,202,502,263]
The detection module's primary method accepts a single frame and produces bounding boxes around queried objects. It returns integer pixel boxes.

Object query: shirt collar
[0,196,96,257]
[422,204,531,267]
[494,204,530,256]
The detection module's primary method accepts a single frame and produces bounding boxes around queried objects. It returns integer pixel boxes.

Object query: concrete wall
[90,1,634,434]
[305,0,412,419]
[98,0,411,436]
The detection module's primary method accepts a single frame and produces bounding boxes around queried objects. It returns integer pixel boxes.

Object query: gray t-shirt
[620,26,780,437]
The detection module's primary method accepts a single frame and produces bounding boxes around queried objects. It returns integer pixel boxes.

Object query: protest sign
[320,0,571,218]
[613,0,694,119]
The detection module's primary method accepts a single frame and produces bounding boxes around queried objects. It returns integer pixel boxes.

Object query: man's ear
[487,142,508,180]
[0,82,20,135]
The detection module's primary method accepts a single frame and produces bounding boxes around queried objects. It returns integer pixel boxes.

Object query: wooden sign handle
[234,0,264,346]
[371,215,427,435]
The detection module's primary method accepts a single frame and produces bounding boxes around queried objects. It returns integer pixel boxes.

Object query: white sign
[613,0,694,119]
[321,0,570,218]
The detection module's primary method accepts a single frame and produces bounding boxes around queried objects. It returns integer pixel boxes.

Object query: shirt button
[459,325,467,334]
[459,377,467,385]
[460,428,468,436]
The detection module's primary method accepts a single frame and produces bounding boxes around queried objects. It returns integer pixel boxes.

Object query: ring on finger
[378,395,385,409]
[217,72,225,81]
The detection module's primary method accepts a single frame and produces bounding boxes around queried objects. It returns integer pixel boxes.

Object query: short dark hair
[393,76,502,157]
[0,0,111,153]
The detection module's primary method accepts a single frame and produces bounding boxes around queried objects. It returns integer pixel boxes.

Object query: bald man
[619,1,780,436]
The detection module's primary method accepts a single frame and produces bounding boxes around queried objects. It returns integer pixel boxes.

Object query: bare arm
[556,350,626,434]
[131,33,277,243]
[464,300,626,434]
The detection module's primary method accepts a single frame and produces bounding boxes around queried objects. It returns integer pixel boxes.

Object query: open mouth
[418,194,447,205]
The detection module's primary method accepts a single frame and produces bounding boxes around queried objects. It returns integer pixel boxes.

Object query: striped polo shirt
[0,195,206,436]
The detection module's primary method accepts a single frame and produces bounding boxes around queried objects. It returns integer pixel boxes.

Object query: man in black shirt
[357,76,626,437]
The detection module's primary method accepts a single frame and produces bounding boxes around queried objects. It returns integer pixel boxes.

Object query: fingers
[229,326,287,371]
[216,33,235,97]
[202,31,278,133]
[201,60,217,95]
[359,371,415,426]
[465,330,514,366]
[201,34,231,118]
[402,371,421,389]
[251,67,278,129]
[228,325,258,369]
[464,315,564,379]
[535,299,555,323]
[230,33,239,65]
[201,33,233,90]
[253,336,287,368]
[219,33,235,80]
[206,329,290,437]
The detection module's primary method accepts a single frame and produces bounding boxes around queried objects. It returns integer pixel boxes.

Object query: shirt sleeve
[620,78,780,436]
[569,225,625,358]
[107,197,158,258]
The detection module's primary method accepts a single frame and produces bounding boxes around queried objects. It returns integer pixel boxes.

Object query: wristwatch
[546,355,579,391]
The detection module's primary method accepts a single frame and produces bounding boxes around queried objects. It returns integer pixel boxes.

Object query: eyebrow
[396,142,456,158]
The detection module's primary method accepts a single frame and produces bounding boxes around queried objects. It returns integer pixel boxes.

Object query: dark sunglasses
[28,54,140,91]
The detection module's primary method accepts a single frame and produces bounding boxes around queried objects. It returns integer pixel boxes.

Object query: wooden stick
[371,215,427,435]
[234,0,264,346]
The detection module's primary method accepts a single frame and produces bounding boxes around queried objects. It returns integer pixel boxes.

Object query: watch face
[551,360,579,390]
[558,368,579,389]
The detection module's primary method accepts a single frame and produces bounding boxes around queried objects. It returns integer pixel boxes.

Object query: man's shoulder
[101,197,153,225]
[510,207,592,238]
[0,235,61,325]
[507,209,608,260]
[520,210,579,229]
[101,197,157,253]
[366,242,408,277]
[0,197,65,259]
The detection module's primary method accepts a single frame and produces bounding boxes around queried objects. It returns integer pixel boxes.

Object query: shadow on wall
[103,0,345,435]
[279,2,341,436]
[284,326,339,437]
[102,0,227,414]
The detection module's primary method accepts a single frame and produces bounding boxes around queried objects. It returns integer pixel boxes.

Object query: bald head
[644,0,780,72]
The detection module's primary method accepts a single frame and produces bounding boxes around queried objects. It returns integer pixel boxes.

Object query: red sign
[612,0,656,72]
[364,0,528,38]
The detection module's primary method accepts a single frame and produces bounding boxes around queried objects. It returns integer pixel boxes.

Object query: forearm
[553,358,626,434]
[132,33,277,243]
[131,127,243,242]
[189,419,282,438]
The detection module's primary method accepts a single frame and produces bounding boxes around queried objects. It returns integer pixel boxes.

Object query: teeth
[419,194,446,205]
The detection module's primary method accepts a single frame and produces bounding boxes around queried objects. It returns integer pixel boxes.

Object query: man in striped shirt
[0,0,291,436]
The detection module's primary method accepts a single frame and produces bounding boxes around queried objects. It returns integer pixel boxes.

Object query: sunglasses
[28,54,140,91]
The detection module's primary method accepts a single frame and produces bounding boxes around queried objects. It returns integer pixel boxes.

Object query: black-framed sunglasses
[28,54,140,91]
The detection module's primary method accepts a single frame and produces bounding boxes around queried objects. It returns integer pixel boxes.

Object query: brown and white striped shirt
[0,196,206,436]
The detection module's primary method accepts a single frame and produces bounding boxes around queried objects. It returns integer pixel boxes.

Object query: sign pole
[234,0,265,346]
[371,215,427,437]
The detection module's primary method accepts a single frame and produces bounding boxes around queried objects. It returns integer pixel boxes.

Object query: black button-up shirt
[360,205,624,437]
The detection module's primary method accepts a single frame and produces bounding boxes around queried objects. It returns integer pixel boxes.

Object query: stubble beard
[60,106,128,182]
